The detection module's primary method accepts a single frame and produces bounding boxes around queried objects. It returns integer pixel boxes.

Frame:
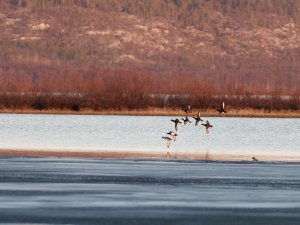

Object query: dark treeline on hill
[8,0,300,24]
[0,0,300,111]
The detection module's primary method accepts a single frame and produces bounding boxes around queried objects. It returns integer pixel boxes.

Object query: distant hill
[0,0,300,94]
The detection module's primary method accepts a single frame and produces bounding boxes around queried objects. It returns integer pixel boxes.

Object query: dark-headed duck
[202,120,213,134]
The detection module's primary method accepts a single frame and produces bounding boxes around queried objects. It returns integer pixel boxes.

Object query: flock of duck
[162,102,259,162]
[162,102,227,149]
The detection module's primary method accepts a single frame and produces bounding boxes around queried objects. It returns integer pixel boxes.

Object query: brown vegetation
[0,66,299,114]
[0,1,299,113]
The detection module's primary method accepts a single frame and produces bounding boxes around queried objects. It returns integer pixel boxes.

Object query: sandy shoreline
[0,108,300,118]
[0,149,299,162]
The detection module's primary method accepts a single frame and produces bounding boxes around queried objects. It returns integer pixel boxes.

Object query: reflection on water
[0,114,299,156]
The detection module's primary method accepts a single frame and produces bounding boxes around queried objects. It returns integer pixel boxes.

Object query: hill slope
[0,0,300,94]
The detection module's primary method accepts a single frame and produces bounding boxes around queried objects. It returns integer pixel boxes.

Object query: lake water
[0,114,299,157]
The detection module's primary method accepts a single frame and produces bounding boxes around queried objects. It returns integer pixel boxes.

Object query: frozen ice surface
[0,157,299,225]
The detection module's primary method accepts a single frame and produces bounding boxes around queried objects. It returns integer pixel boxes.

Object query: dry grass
[0,107,300,118]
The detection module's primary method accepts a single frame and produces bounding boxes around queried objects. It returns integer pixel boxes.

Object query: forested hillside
[0,0,299,111]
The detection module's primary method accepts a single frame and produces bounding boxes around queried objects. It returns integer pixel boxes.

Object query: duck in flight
[202,120,213,134]
[181,105,192,114]
[217,101,227,114]
[193,112,203,126]
[167,131,177,141]
[162,136,172,148]
[181,116,192,125]
[171,118,182,131]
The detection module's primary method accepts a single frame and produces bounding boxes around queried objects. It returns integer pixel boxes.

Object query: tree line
[0,64,299,111]
[8,0,300,26]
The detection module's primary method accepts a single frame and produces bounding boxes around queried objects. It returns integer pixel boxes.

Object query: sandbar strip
[1,108,300,118]
[0,149,299,162]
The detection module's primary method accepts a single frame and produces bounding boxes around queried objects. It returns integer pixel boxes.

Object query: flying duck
[162,136,172,148]
[202,120,213,134]
[193,112,203,126]
[181,116,192,125]
[171,118,182,131]
[217,101,227,114]
[181,105,192,114]
[167,131,178,141]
